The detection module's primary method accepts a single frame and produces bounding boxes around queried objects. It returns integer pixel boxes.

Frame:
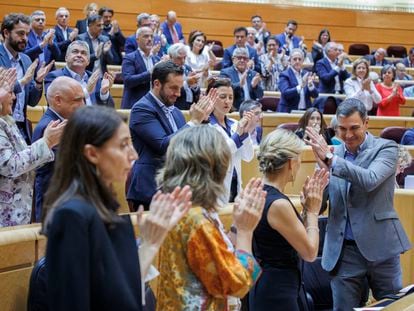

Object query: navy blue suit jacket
[316,57,350,93]
[75,19,87,34]
[44,67,114,107]
[24,30,61,64]
[76,32,114,72]
[275,33,301,55]
[0,44,42,141]
[124,35,137,55]
[127,93,187,205]
[121,50,160,109]
[403,57,413,68]
[53,26,74,61]
[277,67,319,112]
[363,54,390,66]
[32,108,61,221]
[160,21,184,45]
[219,66,264,110]
[222,45,261,73]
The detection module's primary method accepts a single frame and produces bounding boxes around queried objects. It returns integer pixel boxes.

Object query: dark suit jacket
[316,57,350,93]
[46,198,143,311]
[75,19,87,34]
[77,32,114,72]
[402,57,413,68]
[102,25,126,65]
[0,44,42,141]
[32,108,62,221]
[275,33,301,55]
[127,92,187,205]
[219,66,264,110]
[222,44,261,73]
[121,50,160,109]
[363,54,390,66]
[124,35,137,55]
[160,21,184,45]
[277,67,319,112]
[24,30,61,64]
[53,25,74,61]
[174,65,201,110]
[44,67,114,107]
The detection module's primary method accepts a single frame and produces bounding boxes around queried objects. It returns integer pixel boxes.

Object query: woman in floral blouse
[156,125,266,310]
[0,67,65,227]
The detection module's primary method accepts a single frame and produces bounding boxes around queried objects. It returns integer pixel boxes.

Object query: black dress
[249,185,303,311]
[46,198,143,311]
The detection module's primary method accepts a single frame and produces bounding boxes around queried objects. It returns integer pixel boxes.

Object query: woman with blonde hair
[156,125,266,310]
[249,128,329,310]
[344,58,381,112]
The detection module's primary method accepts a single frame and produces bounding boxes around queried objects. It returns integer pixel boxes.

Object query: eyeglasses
[235,56,248,61]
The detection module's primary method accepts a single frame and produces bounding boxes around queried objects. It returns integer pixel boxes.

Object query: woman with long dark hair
[295,107,332,145]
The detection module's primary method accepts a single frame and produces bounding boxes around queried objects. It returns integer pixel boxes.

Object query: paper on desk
[353,308,383,311]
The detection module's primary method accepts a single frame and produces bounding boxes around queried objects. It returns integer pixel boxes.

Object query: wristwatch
[324,152,334,164]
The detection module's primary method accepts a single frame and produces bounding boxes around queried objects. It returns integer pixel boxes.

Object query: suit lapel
[334,143,349,207]
[148,94,174,133]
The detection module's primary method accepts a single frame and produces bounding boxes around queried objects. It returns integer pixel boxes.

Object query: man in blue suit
[307,98,411,310]
[402,47,414,68]
[220,47,264,110]
[121,27,159,109]
[160,11,185,45]
[53,7,79,62]
[278,48,318,112]
[124,13,152,54]
[0,13,53,143]
[364,48,389,66]
[77,15,114,72]
[222,26,261,73]
[99,7,125,66]
[44,40,115,107]
[24,11,61,65]
[275,19,302,56]
[32,76,85,221]
[314,42,350,111]
[127,61,212,210]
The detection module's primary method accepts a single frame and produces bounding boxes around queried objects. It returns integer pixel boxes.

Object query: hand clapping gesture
[300,169,329,216]
[87,70,101,94]
[304,126,334,170]
[43,119,67,149]
[100,71,115,94]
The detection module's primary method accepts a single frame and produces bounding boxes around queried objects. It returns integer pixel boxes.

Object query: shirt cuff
[231,132,248,148]
[296,85,302,93]
[100,90,110,100]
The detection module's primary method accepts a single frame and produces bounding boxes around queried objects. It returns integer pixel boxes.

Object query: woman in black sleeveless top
[249,128,329,310]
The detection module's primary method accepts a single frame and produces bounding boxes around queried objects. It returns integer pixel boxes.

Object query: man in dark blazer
[278,48,318,112]
[0,13,53,143]
[127,61,211,210]
[121,27,159,109]
[53,7,78,61]
[44,40,114,107]
[24,11,60,64]
[275,19,302,56]
[77,15,114,72]
[402,47,414,68]
[124,13,152,54]
[99,7,125,65]
[222,26,261,73]
[307,98,411,310]
[160,11,185,45]
[364,48,389,66]
[32,76,85,221]
[314,42,350,111]
[220,47,264,110]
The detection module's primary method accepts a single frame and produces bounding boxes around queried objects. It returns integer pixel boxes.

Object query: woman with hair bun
[249,128,329,310]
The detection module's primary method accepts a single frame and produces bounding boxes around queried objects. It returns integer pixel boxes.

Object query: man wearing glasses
[53,7,79,61]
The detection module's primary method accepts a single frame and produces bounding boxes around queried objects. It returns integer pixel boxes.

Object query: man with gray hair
[364,47,389,66]
[121,26,160,109]
[161,11,185,45]
[32,76,85,221]
[53,7,79,61]
[168,43,201,110]
[44,40,115,107]
[24,10,61,64]
[306,98,411,310]
[124,12,152,54]
[220,47,263,110]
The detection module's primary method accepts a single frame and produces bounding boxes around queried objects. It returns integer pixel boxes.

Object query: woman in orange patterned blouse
[156,125,266,310]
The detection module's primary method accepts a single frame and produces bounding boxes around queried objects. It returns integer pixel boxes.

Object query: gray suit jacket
[322,133,411,272]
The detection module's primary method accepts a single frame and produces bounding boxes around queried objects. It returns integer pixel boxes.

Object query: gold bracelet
[306,226,319,232]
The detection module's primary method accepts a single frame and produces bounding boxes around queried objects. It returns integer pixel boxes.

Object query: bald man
[32,76,85,221]
[160,10,184,44]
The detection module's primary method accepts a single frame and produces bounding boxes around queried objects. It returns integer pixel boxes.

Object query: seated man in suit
[99,7,125,65]
[121,27,160,109]
[124,13,152,54]
[53,7,78,62]
[24,10,61,64]
[45,40,114,107]
[314,42,350,111]
[395,62,413,82]
[403,47,414,68]
[77,14,114,72]
[275,19,303,56]
[127,60,213,210]
[364,48,389,66]
[160,11,185,45]
[278,48,318,112]
[32,76,85,221]
[168,43,201,110]
[220,47,263,110]
[222,26,261,73]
